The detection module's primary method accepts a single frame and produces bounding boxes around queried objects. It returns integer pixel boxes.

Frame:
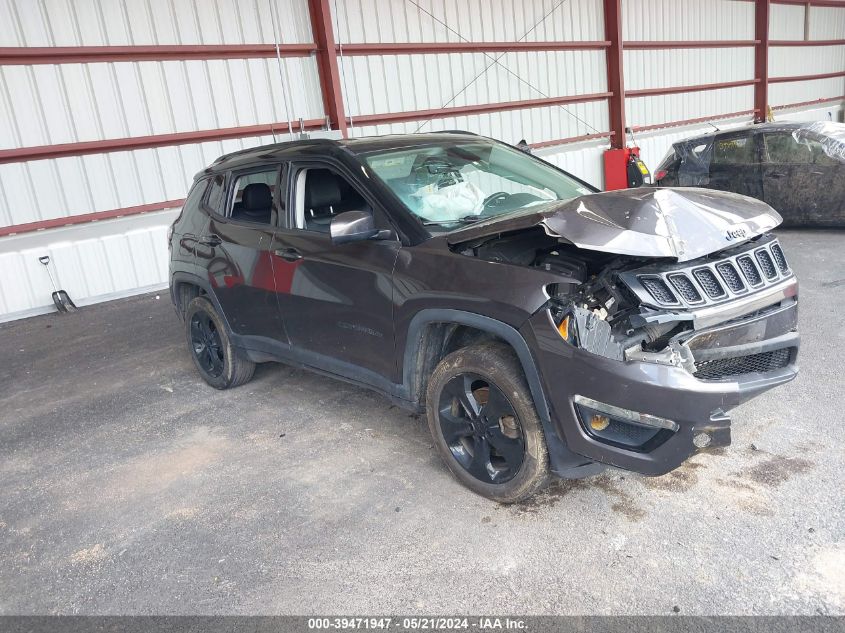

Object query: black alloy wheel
[190,310,225,378]
[183,295,255,389]
[426,343,550,502]
[438,373,526,484]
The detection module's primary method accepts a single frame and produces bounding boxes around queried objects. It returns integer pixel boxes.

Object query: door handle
[273,247,303,261]
[199,234,222,246]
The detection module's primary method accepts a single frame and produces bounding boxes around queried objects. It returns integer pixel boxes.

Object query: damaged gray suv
[168,132,799,502]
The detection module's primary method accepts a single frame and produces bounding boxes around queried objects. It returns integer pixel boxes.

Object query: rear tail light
[654,169,668,181]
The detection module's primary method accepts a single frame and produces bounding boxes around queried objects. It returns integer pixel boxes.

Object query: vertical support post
[308,0,348,137]
[604,0,626,149]
[754,0,771,122]
[803,1,811,41]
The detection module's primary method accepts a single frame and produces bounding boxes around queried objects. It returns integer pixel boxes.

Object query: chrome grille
[737,256,763,286]
[693,268,726,299]
[716,262,745,293]
[618,238,793,309]
[668,274,703,304]
[640,277,678,305]
[770,243,789,273]
[755,249,777,280]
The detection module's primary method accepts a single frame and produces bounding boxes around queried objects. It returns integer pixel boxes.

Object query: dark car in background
[655,121,845,227]
[169,132,799,502]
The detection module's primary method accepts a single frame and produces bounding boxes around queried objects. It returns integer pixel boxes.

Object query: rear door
[197,166,289,343]
[761,131,843,224]
[271,162,401,382]
[708,132,763,199]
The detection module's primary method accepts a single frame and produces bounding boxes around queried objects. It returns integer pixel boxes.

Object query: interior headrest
[305,170,342,208]
[242,183,272,210]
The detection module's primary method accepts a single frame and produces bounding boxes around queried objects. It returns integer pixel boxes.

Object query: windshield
[362,140,594,229]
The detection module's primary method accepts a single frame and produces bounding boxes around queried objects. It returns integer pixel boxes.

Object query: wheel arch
[169,272,231,330]
[401,309,551,422]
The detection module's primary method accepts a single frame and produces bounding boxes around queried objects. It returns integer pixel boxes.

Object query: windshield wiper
[422,215,484,227]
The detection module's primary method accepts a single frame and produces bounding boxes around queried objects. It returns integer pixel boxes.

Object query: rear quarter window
[173,178,210,234]
[202,174,227,216]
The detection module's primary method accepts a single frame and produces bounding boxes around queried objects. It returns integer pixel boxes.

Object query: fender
[400,309,596,476]
[401,309,551,421]
[169,271,234,334]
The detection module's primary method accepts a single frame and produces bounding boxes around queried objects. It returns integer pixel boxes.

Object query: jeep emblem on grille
[726,227,747,241]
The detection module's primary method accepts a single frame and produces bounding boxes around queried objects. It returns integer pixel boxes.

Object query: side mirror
[330,210,379,245]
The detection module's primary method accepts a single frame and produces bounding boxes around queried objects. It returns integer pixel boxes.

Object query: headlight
[556,313,577,346]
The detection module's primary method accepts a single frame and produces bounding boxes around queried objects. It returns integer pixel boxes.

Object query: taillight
[654,169,668,181]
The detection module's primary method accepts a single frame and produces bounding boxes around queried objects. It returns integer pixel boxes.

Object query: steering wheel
[482,191,511,209]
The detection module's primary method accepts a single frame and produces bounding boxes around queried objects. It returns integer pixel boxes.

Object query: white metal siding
[0,58,323,151]
[0,0,314,46]
[769,3,805,41]
[770,77,845,108]
[332,0,605,43]
[624,48,755,92]
[810,6,845,40]
[770,45,845,80]
[623,0,755,41]
[341,50,607,119]
[626,85,755,129]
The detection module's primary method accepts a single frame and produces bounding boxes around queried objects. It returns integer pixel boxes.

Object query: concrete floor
[0,230,843,616]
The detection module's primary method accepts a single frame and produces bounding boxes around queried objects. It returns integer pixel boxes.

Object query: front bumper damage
[523,280,799,477]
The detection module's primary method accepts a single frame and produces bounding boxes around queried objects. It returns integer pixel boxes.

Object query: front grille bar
[622,237,791,312]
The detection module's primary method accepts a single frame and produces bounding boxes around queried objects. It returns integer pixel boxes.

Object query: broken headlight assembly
[547,270,697,372]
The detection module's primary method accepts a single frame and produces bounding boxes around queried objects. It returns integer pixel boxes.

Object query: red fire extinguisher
[603,129,651,191]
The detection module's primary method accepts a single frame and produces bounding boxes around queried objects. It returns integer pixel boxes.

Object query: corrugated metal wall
[1,0,844,321]
[337,0,609,144]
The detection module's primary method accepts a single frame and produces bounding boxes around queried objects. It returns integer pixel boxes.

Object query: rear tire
[184,296,255,389]
[425,342,549,503]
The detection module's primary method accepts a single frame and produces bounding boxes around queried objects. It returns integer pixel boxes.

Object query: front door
[272,164,401,383]
[198,167,288,343]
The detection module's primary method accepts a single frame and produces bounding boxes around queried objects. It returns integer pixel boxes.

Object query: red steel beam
[333,41,611,55]
[769,70,845,82]
[770,0,845,6]
[604,0,626,149]
[754,0,771,122]
[347,92,612,126]
[308,0,347,137]
[0,119,325,165]
[0,199,185,238]
[631,110,757,133]
[0,44,316,65]
[627,79,758,98]
[624,40,760,49]
[529,132,614,149]
[772,95,845,108]
[770,39,845,45]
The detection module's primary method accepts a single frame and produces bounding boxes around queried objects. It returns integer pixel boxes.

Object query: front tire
[425,342,549,503]
[184,296,255,389]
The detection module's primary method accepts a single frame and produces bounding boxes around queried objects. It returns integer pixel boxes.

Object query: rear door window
[713,135,756,165]
[227,167,282,226]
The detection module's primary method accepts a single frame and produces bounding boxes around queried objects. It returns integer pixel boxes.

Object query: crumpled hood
[447,187,782,262]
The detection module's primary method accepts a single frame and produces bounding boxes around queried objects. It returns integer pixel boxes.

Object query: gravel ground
[0,229,842,616]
